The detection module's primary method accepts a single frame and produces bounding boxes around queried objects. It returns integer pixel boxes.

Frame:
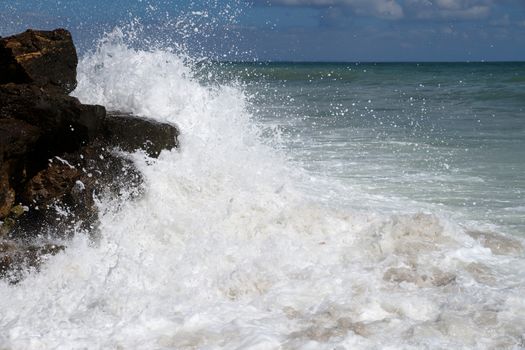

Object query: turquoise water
[230,62,525,235]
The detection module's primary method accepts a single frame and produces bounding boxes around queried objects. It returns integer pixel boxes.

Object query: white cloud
[260,0,497,20]
[258,0,405,19]
[404,0,492,20]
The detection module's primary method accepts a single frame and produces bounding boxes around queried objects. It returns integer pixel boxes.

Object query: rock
[9,205,26,218]
[102,112,179,157]
[0,168,15,218]
[0,84,105,158]
[0,86,104,220]
[0,240,65,283]
[13,141,143,239]
[466,262,496,285]
[0,29,77,93]
[0,119,41,218]
[69,141,144,198]
[0,217,16,238]
[22,163,82,206]
[0,118,41,160]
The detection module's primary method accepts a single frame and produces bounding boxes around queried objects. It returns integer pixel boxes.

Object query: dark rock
[13,141,143,239]
[0,119,40,218]
[22,163,82,206]
[0,84,105,158]
[0,168,15,218]
[0,240,65,283]
[102,112,179,157]
[69,141,144,198]
[0,85,104,220]
[0,118,41,160]
[0,204,26,239]
[0,29,77,93]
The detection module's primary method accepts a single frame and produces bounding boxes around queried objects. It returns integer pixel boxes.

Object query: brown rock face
[0,119,41,217]
[0,84,105,220]
[11,141,143,240]
[0,29,78,93]
[0,84,105,156]
[0,169,15,218]
[103,112,179,157]
[0,118,41,159]
[22,163,82,206]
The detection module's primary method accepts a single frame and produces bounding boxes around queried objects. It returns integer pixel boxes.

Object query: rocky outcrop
[0,28,179,281]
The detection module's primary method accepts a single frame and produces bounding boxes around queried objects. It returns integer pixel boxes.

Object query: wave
[1,29,524,349]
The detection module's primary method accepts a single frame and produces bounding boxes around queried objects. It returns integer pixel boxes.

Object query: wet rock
[0,119,41,218]
[0,84,105,157]
[10,204,27,218]
[0,169,15,218]
[0,205,28,239]
[0,83,105,223]
[0,217,16,238]
[0,29,77,93]
[70,141,144,198]
[23,162,81,206]
[103,111,179,157]
[383,267,417,284]
[287,312,369,344]
[0,240,65,283]
[13,141,143,239]
[0,118,41,159]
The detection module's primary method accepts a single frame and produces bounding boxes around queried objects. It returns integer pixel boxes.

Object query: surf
[1,22,524,350]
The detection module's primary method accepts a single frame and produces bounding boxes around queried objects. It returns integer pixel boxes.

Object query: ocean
[0,30,524,349]
[236,61,525,235]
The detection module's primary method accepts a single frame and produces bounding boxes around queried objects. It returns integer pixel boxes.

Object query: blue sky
[1,0,524,61]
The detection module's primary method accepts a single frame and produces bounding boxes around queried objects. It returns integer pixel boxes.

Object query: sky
[1,0,524,61]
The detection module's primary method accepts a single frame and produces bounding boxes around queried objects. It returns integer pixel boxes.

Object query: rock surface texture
[0,28,77,93]
[0,29,179,282]
[102,112,179,157]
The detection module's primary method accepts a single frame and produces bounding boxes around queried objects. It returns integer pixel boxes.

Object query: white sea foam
[0,30,524,349]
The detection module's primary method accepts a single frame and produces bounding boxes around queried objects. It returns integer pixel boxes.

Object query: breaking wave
[1,28,524,349]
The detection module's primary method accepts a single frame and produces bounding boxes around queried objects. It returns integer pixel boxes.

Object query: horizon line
[217,60,525,64]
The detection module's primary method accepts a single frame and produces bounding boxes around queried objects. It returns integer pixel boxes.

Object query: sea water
[236,61,525,235]
[0,28,524,349]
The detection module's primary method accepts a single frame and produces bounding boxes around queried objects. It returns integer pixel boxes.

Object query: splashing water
[1,27,525,349]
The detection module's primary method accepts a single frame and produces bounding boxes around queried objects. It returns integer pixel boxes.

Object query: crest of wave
[0,28,315,349]
[73,27,302,223]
